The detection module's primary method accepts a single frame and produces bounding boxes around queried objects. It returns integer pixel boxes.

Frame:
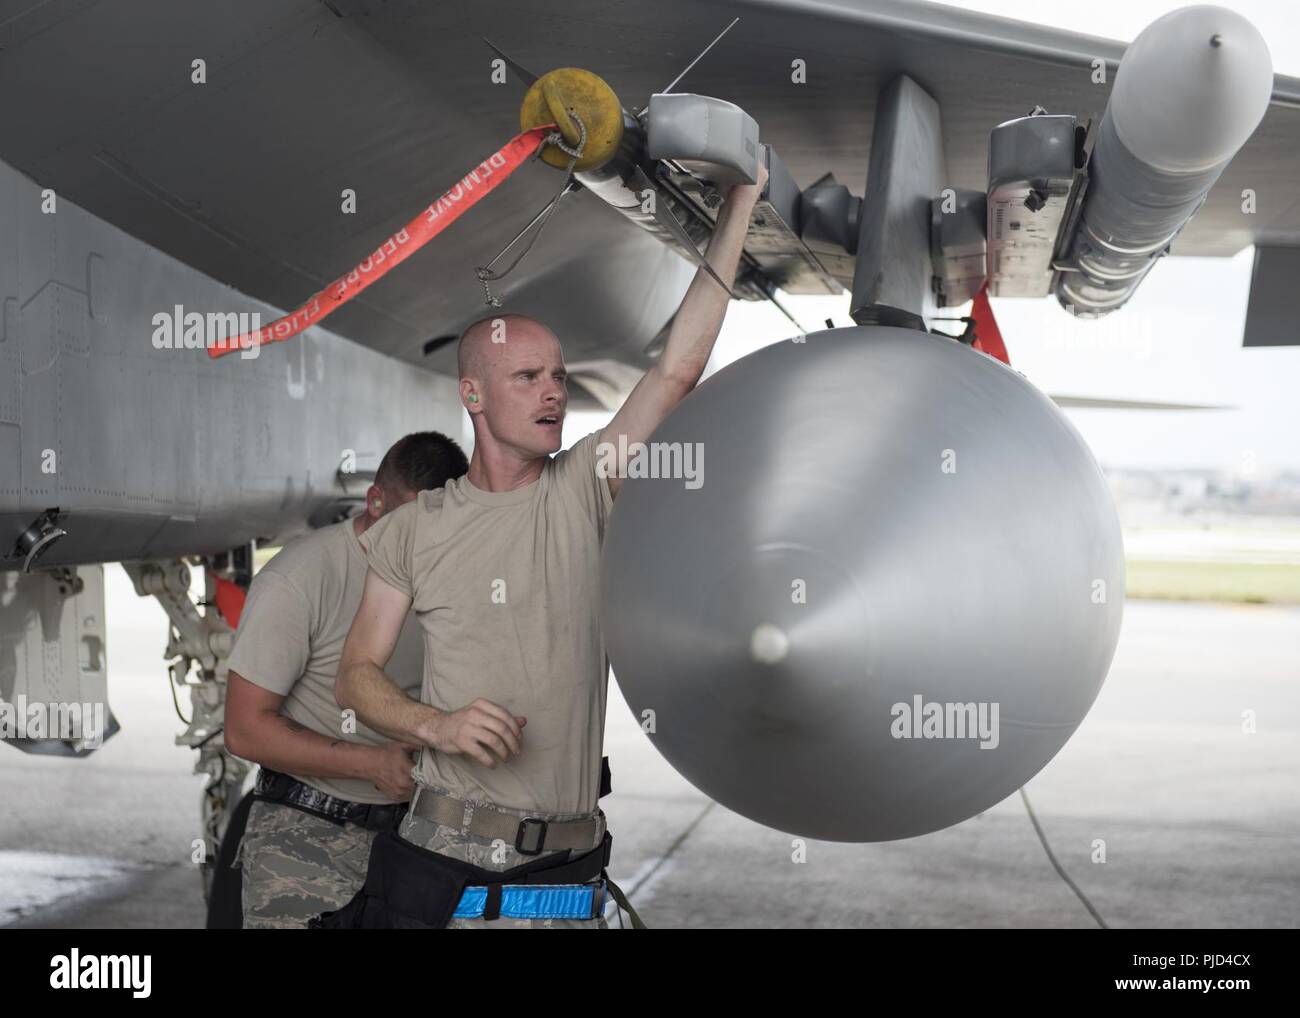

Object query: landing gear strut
[124,553,251,902]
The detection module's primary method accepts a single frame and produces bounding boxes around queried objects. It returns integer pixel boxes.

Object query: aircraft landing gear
[123,555,250,904]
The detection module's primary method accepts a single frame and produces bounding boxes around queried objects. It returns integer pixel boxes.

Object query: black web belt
[254,767,407,831]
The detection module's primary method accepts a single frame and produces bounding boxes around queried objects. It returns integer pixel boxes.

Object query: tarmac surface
[2,565,1297,928]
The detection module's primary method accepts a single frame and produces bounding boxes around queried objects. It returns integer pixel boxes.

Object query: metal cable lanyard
[475,115,588,307]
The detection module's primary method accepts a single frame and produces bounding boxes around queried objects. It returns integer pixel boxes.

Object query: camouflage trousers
[398,786,609,930]
[238,799,376,929]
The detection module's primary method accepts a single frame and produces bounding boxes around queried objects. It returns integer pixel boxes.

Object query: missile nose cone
[1109,5,1273,173]
[749,623,790,665]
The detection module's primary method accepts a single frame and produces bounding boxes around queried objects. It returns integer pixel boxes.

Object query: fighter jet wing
[2,0,1297,369]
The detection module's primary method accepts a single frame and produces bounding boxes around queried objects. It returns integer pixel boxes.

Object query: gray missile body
[601,326,1125,842]
[1056,5,1273,316]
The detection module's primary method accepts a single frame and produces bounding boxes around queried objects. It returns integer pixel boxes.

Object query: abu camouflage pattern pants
[238,799,375,929]
[398,794,609,930]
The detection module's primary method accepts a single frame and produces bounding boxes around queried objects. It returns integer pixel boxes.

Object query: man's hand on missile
[418,697,526,768]
[726,159,768,206]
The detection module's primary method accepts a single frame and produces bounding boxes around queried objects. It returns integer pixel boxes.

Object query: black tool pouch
[311,826,613,929]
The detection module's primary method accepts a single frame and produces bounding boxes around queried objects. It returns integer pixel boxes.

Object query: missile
[1055,5,1274,316]
[601,326,1125,842]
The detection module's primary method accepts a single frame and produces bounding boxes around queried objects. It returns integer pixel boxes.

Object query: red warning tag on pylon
[970,283,1010,366]
[209,125,556,358]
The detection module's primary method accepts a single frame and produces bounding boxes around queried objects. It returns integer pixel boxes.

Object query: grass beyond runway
[1126,559,1300,604]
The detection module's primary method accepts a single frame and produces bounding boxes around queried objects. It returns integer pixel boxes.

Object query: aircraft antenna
[660,17,740,95]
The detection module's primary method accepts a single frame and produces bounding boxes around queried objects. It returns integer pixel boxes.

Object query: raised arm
[337,569,526,769]
[600,164,767,497]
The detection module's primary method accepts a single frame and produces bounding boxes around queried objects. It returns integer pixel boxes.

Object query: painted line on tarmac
[604,800,716,925]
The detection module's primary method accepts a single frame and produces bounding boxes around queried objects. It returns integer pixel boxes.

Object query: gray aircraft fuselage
[0,156,465,569]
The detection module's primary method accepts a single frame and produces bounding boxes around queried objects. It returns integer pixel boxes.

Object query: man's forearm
[337,659,440,745]
[658,185,761,387]
[596,181,764,498]
[231,711,382,782]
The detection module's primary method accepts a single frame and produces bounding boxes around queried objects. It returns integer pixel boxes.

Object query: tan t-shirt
[360,430,614,816]
[227,517,424,804]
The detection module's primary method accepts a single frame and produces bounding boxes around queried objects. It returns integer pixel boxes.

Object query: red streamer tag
[209,125,555,359]
[970,283,1010,366]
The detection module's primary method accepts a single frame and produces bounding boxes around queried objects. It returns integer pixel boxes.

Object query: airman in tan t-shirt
[224,430,468,928]
[360,430,613,815]
[335,159,764,928]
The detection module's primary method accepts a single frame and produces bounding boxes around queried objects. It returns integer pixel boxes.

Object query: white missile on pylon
[1054,5,1274,316]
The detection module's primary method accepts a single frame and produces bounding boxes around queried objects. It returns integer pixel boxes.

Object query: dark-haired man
[224,431,468,928]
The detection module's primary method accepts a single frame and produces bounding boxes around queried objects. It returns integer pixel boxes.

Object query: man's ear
[365,483,385,522]
[460,378,481,413]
